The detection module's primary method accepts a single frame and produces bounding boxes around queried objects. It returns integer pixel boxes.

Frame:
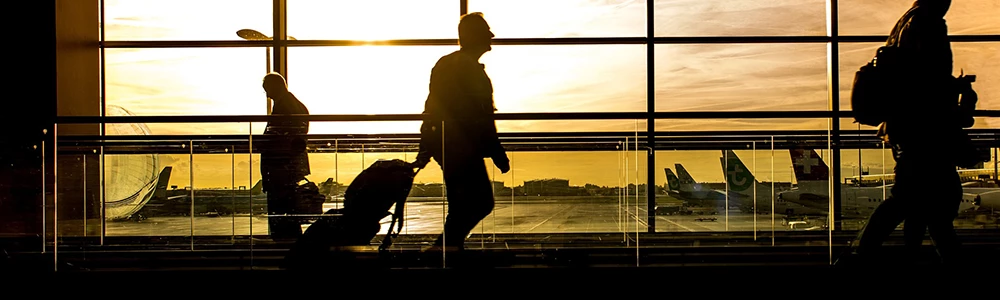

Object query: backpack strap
[887,6,918,47]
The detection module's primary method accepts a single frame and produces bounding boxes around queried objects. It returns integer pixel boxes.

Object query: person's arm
[457,62,509,173]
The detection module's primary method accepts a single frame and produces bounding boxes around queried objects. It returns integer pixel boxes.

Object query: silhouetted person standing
[260,72,311,241]
[413,12,510,252]
[846,0,968,265]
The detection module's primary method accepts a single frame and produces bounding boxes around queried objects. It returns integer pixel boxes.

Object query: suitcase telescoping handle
[378,162,421,252]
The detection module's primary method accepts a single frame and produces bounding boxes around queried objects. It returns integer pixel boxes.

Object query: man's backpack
[850,7,914,127]
[851,46,903,127]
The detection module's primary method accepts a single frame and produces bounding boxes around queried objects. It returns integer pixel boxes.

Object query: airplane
[105,166,173,221]
[719,150,820,215]
[776,149,981,218]
[664,165,726,202]
[133,176,342,219]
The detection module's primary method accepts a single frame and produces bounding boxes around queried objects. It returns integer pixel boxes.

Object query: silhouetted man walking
[413,12,510,252]
[260,72,311,241]
[844,0,968,265]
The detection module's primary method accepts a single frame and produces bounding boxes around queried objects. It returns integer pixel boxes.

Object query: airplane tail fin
[151,166,172,200]
[250,179,263,195]
[674,163,702,192]
[789,149,829,182]
[665,168,681,191]
[721,150,756,193]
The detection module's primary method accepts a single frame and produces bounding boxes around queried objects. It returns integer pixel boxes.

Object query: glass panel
[838,146,891,231]
[653,0,827,36]
[468,0,647,38]
[838,42,1000,112]
[476,149,647,234]
[287,0,457,40]
[839,0,1000,35]
[287,44,646,114]
[655,44,829,112]
[102,0,273,41]
[498,120,649,133]
[2,129,48,255]
[656,148,783,233]
[656,118,829,131]
[105,48,269,134]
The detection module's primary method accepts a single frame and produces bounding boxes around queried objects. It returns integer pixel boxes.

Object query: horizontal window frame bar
[55,140,1000,155]
[54,111,1000,124]
[56,129,866,141]
[99,35,1000,48]
[52,129,1000,149]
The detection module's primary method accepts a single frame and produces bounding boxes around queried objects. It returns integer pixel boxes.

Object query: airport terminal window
[653,44,830,112]
[85,0,1000,242]
[466,0,647,38]
[286,0,457,40]
[952,43,1000,112]
[654,118,829,132]
[287,45,647,115]
[652,0,827,37]
[837,42,1000,113]
[839,0,1000,35]
[654,149,790,233]
[495,120,648,133]
[101,0,273,41]
[104,48,269,134]
[471,150,648,234]
[285,46,454,116]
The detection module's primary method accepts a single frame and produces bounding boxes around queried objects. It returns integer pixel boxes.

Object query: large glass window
[839,0,1000,35]
[288,45,647,116]
[287,0,458,40]
[655,43,830,112]
[105,48,268,135]
[653,0,828,36]
[102,0,273,40]
[838,42,1000,113]
[54,0,1000,267]
[468,0,648,38]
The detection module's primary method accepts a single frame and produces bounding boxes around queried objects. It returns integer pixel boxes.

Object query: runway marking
[658,217,695,232]
[526,205,574,233]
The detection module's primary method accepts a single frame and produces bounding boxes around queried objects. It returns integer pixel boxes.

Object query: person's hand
[494,155,510,174]
[411,157,430,170]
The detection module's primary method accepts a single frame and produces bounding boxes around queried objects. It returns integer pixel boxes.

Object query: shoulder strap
[887,6,918,47]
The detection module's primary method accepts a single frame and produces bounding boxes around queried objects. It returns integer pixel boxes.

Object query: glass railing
[20,113,1000,270]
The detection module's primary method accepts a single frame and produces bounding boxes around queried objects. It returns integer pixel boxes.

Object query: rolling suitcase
[283,159,419,270]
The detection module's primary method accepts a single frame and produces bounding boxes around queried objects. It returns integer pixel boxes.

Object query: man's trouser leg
[434,159,495,251]
[267,181,302,240]
[923,174,963,264]
[853,195,908,259]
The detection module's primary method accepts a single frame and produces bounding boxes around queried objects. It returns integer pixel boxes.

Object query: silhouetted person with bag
[413,12,510,253]
[841,0,973,266]
[260,72,311,241]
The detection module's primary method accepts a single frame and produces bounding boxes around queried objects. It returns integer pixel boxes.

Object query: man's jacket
[417,50,507,164]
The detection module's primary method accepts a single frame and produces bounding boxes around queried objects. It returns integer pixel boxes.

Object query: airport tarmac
[102,199,994,237]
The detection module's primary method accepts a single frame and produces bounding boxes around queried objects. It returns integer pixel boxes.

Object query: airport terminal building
[4,0,1000,281]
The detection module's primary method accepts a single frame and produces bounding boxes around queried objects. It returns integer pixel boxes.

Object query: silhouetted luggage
[851,46,902,127]
[283,159,418,270]
[292,179,327,223]
[851,7,911,127]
